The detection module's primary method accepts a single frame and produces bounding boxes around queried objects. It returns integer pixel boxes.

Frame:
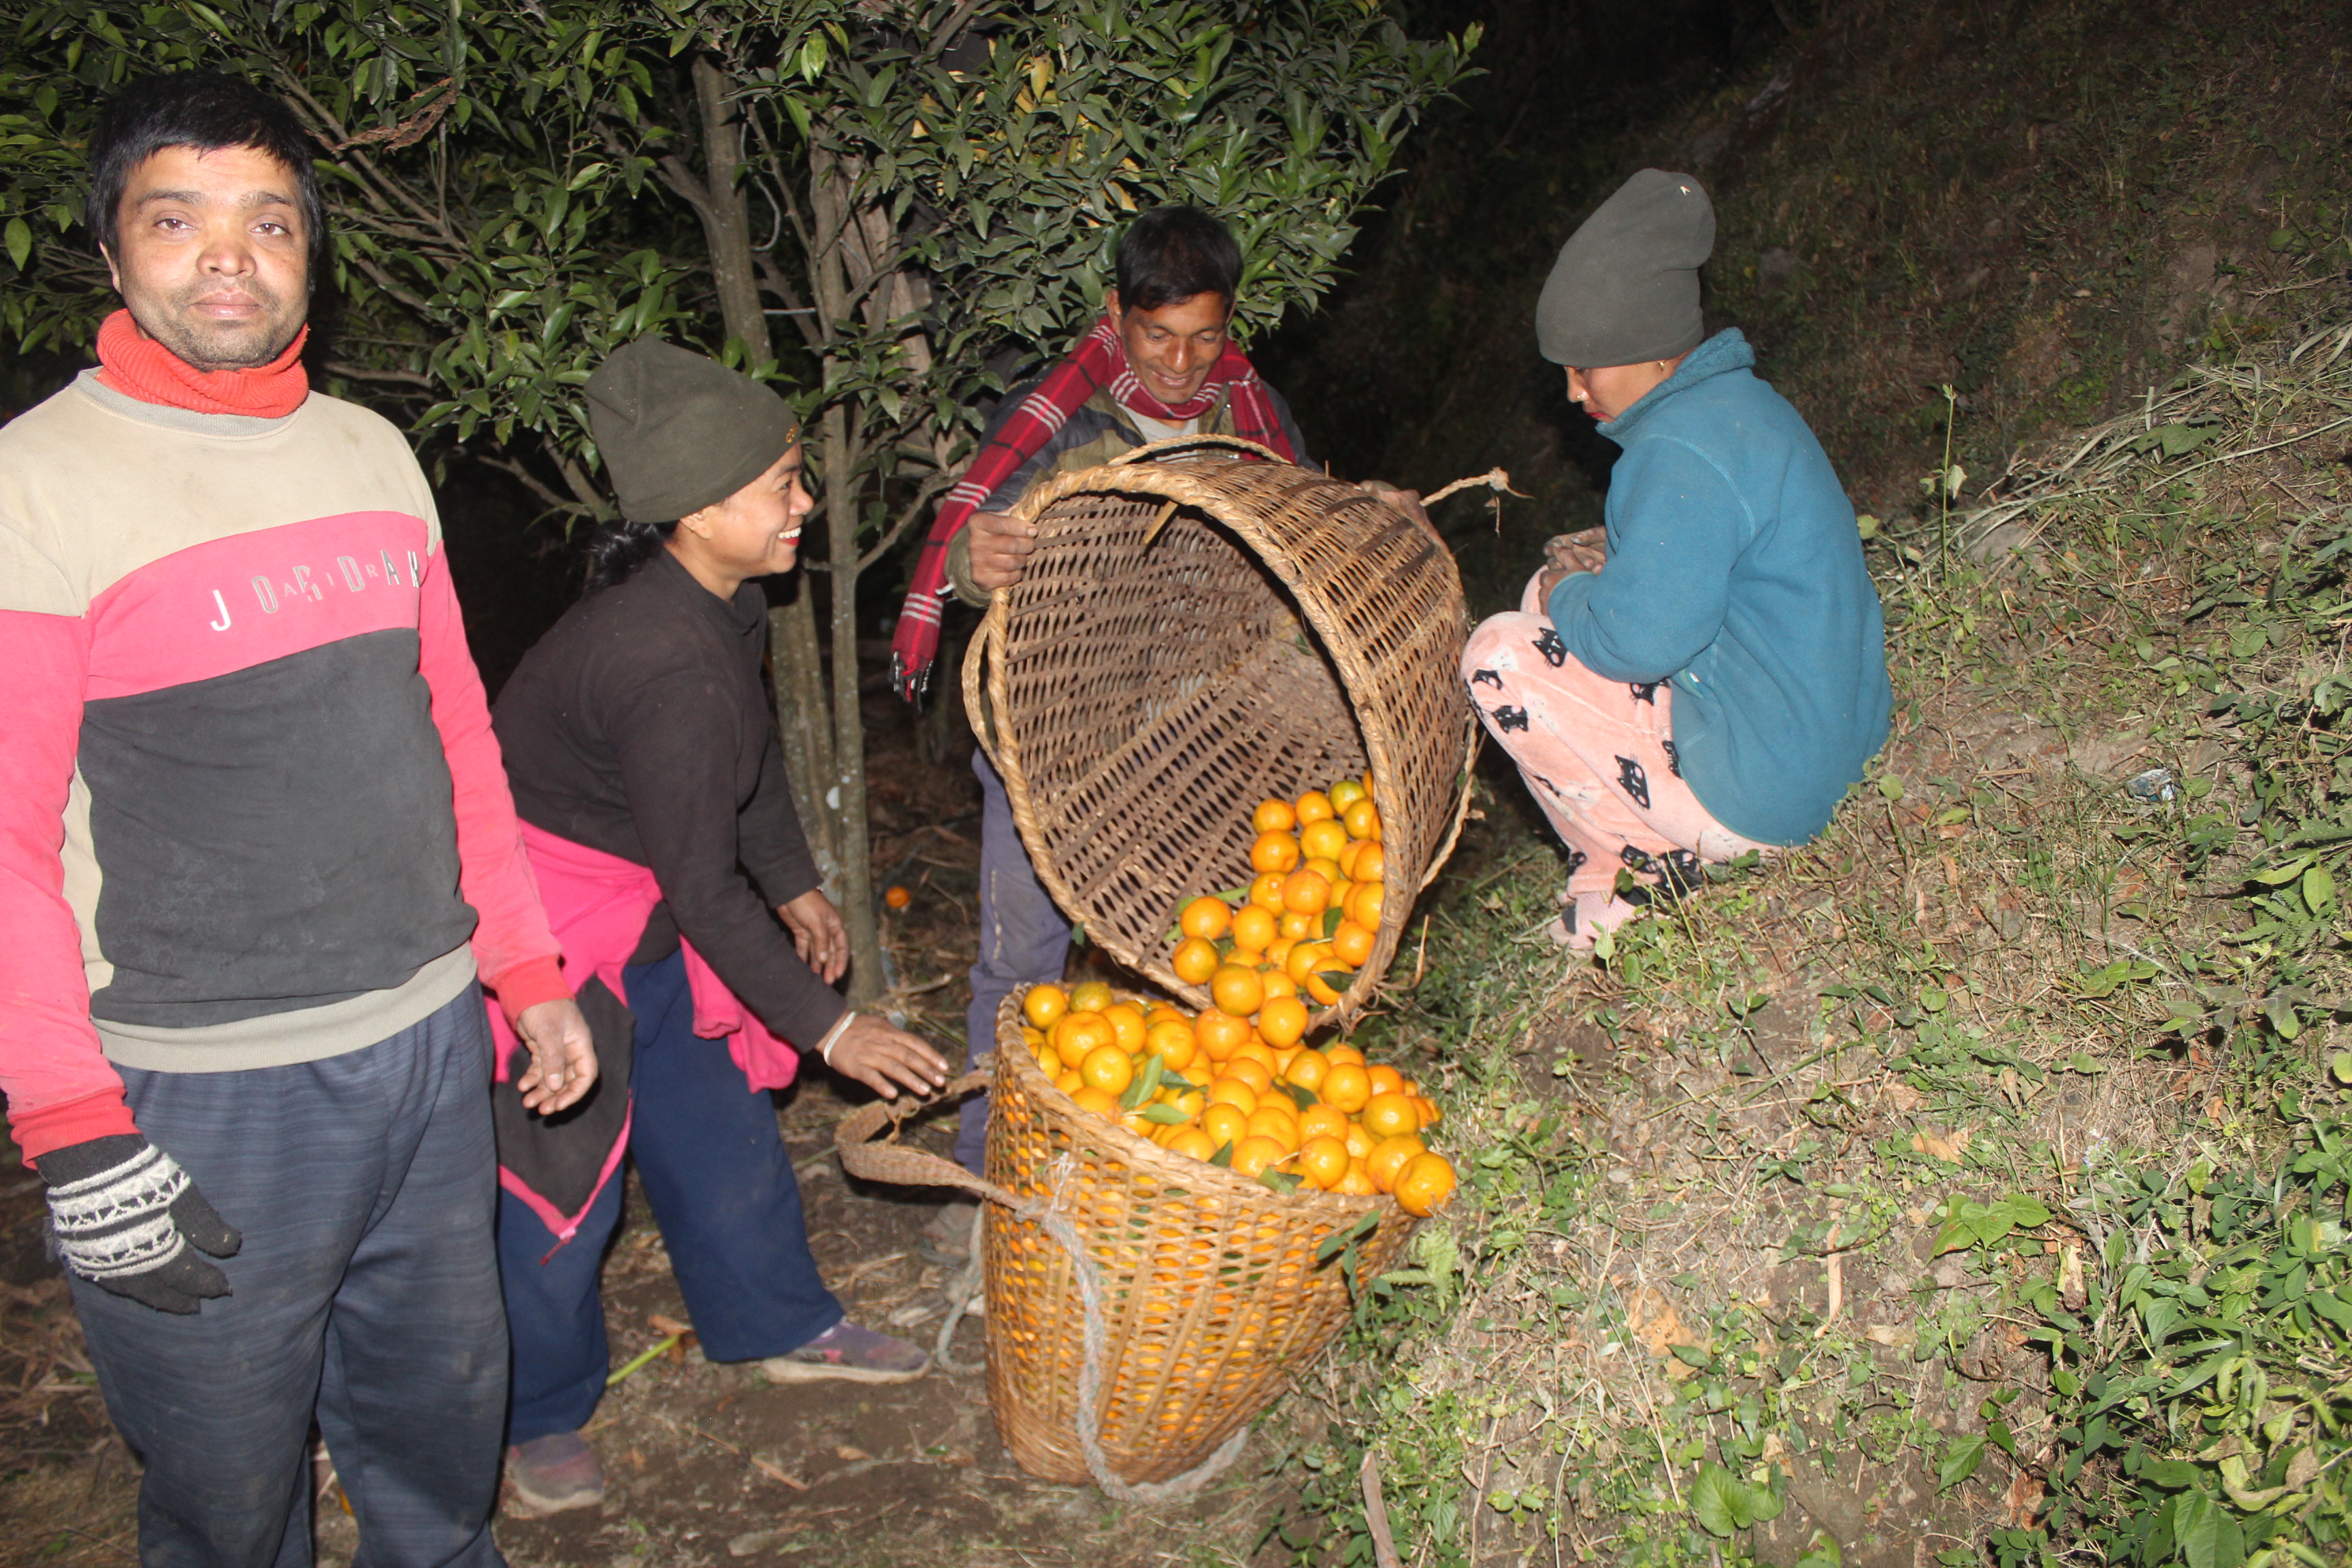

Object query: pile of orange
[1017,977,1457,1219]
[1167,775,1388,1015]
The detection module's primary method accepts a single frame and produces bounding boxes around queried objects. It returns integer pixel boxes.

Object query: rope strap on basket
[834,1072,1250,1505]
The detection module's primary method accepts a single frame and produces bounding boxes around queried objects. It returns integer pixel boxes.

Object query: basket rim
[975,449,1477,1026]
[994,991,1407,1225]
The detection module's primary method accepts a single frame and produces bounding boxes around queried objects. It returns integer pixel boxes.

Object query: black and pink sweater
[0,370,566,1163]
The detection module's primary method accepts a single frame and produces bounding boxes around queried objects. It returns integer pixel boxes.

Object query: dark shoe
[917,1194,980,1269]
[506,1431,604,1516]
[760,1320,931,1385]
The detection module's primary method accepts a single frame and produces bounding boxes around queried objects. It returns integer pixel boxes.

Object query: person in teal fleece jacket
[1460,169,1891,947]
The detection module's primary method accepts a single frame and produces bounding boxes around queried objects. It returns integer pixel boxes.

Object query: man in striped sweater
[0,74,593,1566]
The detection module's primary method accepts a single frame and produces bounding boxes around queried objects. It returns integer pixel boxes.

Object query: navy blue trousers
[497,949,841,1444]
[70,983,508,1568]
[959,749,1072,1173]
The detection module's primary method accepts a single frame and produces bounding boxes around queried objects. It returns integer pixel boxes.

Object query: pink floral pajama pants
[1460,572,1771,943]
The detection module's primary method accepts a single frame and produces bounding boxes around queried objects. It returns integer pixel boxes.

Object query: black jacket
[493,550,842,1045]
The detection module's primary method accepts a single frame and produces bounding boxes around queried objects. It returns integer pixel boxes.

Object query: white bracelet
[819,1012,855,1067]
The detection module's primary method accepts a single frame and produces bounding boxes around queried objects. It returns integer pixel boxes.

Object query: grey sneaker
[917,1194,980,1268]
[505,1431,604,1516]
[760,1320,931,1385]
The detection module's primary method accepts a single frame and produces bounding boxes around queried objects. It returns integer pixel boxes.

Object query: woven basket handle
[1107,433,1286,467]
[834,1068,1022,1206]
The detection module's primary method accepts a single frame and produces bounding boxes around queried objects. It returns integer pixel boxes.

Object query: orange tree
[0,0,1477,1000]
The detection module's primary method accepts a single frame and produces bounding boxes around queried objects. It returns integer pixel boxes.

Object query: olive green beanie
[585,338,799,524]
[1535,169,1715,368]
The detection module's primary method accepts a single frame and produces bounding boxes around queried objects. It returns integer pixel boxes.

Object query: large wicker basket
[962,438,1477,1026]
[835,992,1420,1489]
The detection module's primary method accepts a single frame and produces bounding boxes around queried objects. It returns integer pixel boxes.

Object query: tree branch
[323,361,435,387]
[858,470,953,574]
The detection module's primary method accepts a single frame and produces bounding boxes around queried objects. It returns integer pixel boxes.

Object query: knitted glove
[35,1134,242,1314]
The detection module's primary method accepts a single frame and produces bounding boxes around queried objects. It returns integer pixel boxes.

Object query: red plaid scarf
[889,314,1297,701]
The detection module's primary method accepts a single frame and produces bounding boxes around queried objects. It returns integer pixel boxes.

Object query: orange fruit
[1223,1058,1274,1095]
[1299,1103,1350,1143]
[1295,789,1335,826]
[1330,920,1376,967]
[1342,1123,1375,1159]
[1347,883,1384,931]
[1122,1109,1158,1139]
[1196,1009,1252,1061]
[1071,1085,1122,1120]
[1206,1076,1258,1113]
[1248,872,1288,912]
[1298,1136,1351,1190]
[1201,1102,1248,1149]
[1366,1064,1406,1097]
[1334,1161,1376,1196]
[1324,1042,1366,1068]
[1299,817,1350,864]
[1211,964,1264,1018]
[883,884,913,910]
[1283,1045,1330,1092]
[1361,1092,1421,1141]
[1056,1068,1084,1096]
[1180,896,1232,941]
[1245,1107,1300,1149]
[1168,1088,1207,1122]
[1171,936,1220,985]
[1024,984,1070,1029]
[1337,838,1367,879]
[1279,868,1332,916]
[1394,1153,1458,1218]
[1145,1019,1198,1073]
[1102,1003,1148,1054]
[1260,968,1298,1001]
[1230,904,1278,953]
[1228,1040,1279,1075]
[1366,1133,1426,1193]
[1079,1043,1135,1096]
[1230,1135,1287,1178]
[1286,941,1333,984]
[1343,800,1380,842]
[1265,936,1298,970]
[1353,843,1386,885]
[1305,970,1346,1007]
[1251,832,1302,874]
[1328,777,1367,811]
[1258,995,1309,1050]
[1277,909,1318,943]
[1034,1044,1060,1075]
[1321,1062,1372,1113]
[1056,1012,1112,1062]
[1166,1127,1218,1162]
[1069,980,1114,1014]
[1304,858,1345,891]
[1252,798,1297,834]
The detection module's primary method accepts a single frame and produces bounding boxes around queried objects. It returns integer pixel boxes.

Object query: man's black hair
[1113,206,1241,314]
[90,73,325,267]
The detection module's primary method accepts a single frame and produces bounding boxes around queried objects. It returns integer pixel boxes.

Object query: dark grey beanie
[585,338,799,524]
[1535,169,1715,368]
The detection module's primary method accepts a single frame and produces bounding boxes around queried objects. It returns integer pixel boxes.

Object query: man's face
[103,144,309,372]
[1107,287,1231,407]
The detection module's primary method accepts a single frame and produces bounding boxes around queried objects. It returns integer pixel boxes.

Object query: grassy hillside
[1260,3,2352,1565]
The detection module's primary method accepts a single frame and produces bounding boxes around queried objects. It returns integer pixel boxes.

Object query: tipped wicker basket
[834,992,1420,1488]
[962,438,1478,1026]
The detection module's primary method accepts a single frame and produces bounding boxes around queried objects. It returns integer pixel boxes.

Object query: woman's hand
[1538,528,1608,601]
[514,996,599,1114]
[777,889,849,985]
[824,1014,951,1100]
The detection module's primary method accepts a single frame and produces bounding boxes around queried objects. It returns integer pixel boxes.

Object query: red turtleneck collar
[95,308,310,419]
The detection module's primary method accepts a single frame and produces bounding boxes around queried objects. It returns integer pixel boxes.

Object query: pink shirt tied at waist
[485,820,802,1242]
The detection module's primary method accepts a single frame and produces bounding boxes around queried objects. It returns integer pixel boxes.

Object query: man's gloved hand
[34,1134,241,1314]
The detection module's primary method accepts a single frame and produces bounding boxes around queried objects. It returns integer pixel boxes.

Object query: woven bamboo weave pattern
[980,994,1418,1485]
[965,442,1477,1025]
